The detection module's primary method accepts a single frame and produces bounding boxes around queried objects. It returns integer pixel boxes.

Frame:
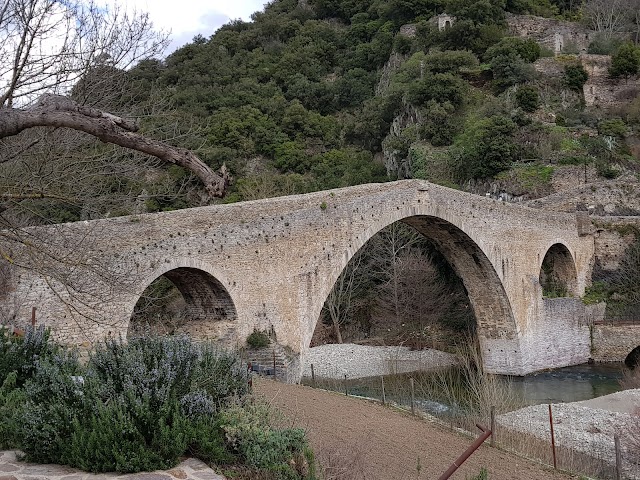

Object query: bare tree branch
[0,95,230,198]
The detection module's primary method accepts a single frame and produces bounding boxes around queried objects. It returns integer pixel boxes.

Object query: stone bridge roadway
[2,180,597,378]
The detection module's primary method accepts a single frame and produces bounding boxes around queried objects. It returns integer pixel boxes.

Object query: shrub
[65,396,190,473]
[588,34,623,55]
[192,344,249,408]
[19,351,83,463]
[563,64,588,92]
[515,85,540,112]
[609,43,640,79]
[247,329,271,348]
[489,52,534,92]
[0,324,57,387]
[221,401,314,479]
[0,372,26,449]
[453,114,521,180]
[485,37,541,63]
[598,118,627,138]
[1,333,310,477]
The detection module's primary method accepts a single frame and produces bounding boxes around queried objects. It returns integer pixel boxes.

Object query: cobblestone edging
[0,451,225,480]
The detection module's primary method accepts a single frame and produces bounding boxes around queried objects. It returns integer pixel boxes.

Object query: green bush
[0,324,57,387]
[222,401,314,479]
[66,397,189,473]
[19,351,83,463]
[515,85,540,112]
[453,114,521,180]
[5,334,270,475]
[582,281,610,305]
[247,330,271,348]
[0,372,26,449]
[609,43,640,79]
[598,118,627,138]
[596,159,619,179]
[192,344,249,408]
[588,34,623,55]
[485,37,541,63]
[563,64,588,92]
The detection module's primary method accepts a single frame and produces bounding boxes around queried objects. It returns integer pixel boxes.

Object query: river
[302,362,628,417]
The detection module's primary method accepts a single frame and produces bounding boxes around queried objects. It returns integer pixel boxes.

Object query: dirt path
[256,379,574,480]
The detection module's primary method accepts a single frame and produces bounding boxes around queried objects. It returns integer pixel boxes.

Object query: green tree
[609,43,640,79]
[489,52,535,91]
[485,36,541,62]
[563,63,589,91]
[454,115,520,179]
[515,85,540,112]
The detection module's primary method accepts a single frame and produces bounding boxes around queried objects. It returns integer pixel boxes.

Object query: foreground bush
[0,325,57,387]
[1,328,314,479]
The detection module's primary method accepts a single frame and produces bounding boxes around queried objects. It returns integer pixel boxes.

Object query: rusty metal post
[311,363,316,388]
[410,377,415,415]
[437,424,492,480]
[490,405,496,447]
[344,374,348,396]
[381,376,386,405]
[31,307,36,326]
[615,434,622,480]
[548,404,557,469]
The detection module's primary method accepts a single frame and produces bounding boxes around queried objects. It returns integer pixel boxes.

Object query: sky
[119,0,268,53]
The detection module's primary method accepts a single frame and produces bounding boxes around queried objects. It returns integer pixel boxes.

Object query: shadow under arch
[125,259,237,343]
[625,345,640,369]
[539,242,578,297]
[307,212,518,354]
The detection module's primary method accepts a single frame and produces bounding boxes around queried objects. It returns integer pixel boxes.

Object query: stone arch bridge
[2,180,597,379]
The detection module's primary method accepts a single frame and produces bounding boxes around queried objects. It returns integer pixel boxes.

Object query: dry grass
[314,441,367,480]
[620,368,640,389]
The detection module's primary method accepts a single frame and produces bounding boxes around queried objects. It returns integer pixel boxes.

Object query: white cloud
[108,0,268,52]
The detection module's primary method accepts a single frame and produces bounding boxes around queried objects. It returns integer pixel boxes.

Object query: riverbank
[497,389,640,479]
[302,343,457,379]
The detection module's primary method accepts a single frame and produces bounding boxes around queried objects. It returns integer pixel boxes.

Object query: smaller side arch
[539,243,578,297]
[125,258,238,344]
[625,345,640,369]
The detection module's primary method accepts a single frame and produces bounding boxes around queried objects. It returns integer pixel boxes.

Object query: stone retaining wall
[591,323,640,362]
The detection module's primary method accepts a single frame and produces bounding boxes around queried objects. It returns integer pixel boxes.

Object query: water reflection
[509,363,625,405]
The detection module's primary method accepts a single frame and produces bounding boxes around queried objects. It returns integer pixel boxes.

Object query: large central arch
[305,212,519,369]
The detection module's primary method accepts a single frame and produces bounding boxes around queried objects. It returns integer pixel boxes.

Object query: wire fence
[298,368,640,480]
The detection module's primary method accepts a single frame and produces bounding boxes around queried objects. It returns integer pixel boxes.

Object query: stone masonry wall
[507,13,594,54]
[591,324,640,362]
[521,297,591,371]
[581,54,640,108]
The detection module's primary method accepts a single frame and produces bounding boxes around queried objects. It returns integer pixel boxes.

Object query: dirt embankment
[256,379,573,480]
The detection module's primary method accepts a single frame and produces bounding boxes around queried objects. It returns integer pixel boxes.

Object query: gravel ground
[497,389,640,479]
[302,343,457,379]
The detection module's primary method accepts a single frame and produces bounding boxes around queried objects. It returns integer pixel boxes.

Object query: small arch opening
[444,20,451,28]
[539,243,578,297]
[625,345,640,369]
[129,267,237,343]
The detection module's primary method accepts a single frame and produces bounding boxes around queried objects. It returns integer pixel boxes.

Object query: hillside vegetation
[2,0,640,225]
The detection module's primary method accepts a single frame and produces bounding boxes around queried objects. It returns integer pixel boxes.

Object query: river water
[508,362,625,405]
[304,362,628,416]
